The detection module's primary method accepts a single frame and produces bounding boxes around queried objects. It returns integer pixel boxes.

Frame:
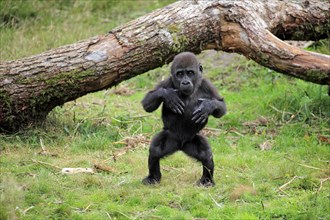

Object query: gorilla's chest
[182,98,198,118]
[162,96,205,135]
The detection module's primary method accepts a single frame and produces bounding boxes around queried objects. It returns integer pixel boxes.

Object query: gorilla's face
[171,52,202,96]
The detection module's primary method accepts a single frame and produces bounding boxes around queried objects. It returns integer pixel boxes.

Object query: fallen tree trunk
[0,0,329,132]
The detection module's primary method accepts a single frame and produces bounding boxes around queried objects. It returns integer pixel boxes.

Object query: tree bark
[0,0,329,132]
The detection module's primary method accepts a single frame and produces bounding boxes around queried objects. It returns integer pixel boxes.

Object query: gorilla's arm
[192,79,226,123]
[211,99,227,118]
[141,78,185,114]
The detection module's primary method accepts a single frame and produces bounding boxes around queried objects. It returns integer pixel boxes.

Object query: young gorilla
[141,52,226,186]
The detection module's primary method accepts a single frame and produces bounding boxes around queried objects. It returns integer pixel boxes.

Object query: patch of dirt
[243,116,270,127]
[200,127,222,137]
[199,50,245,68]
[107,84,135,96]
[229,184,257,201]
[259,140,273,151]
[112,134,149,161]
[242,117,278,137]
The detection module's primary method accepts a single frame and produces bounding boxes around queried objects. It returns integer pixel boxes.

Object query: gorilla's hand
[161,88,185,114]
[192,98,214,124]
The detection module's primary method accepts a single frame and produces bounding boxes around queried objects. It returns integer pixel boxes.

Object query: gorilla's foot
[142,175,160,185]
[197,177,215,187]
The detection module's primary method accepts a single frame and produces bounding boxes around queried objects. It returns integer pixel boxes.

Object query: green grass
[1,0,330,219]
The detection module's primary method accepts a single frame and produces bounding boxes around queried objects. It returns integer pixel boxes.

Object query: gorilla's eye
[176,71,183,77]
[187,71,194,76]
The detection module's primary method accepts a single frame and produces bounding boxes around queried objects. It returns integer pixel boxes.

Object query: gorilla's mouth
[180,85,193,95]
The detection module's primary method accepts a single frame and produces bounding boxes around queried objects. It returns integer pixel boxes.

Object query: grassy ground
[1,1,329,219]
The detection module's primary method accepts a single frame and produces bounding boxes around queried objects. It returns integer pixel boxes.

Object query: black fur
[141,52,226,186]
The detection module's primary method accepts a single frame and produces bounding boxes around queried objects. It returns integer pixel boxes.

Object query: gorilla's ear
[199,64,203,73]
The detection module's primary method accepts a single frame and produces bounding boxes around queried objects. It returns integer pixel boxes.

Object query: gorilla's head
[171,52,203,96]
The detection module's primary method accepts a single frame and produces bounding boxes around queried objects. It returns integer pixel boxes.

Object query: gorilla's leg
[182,134,215,187]
[142,130,179,185]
